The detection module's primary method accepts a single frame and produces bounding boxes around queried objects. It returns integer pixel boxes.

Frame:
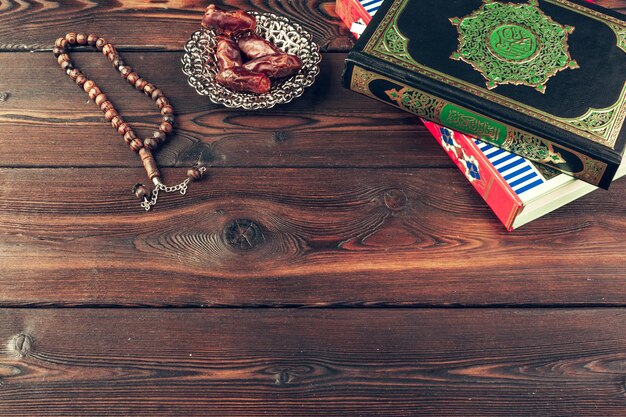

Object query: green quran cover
[342,0,626,188]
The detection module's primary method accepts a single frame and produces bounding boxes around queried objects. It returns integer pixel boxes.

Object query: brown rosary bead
[143,83,156,96]
[65,32,77,44]
[117,122,130,135]
[159,122,173,134]
[152,130,166,143]
[53,47,64,58]
[155,97,169,109]
[83,80,95,93]
[95,38,106,49]
[102,43,113,56]
[88,87,101,100]
[132,183,150,200]
[107,52,117,63]
[75,74,87,86]
[87,34,98,46]
[134,78,147,90]
[68,68,81,80]
[61,61,73,71]
[160,105,174,116]
[127,72,139,85]
[130,138,144,152]
[111,116,123,130]
[95,93,108,107]
[163,114,175,125]
[100,100,114,112]
[104,108,118,121]
[124,131,137,145]
[143,137,159,151]
[57,54,70,65]
[151,89,163,100]
[120,66,132,78]
[187,167,203,181]
[55,37,67,48]
[76,33,87,45]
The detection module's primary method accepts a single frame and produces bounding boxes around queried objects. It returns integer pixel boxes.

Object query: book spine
[422,120,523,231]
[342,61,615,189]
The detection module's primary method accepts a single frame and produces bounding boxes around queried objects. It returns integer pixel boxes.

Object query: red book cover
[422,120,524,230]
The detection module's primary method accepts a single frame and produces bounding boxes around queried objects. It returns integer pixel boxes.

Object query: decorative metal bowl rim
[181,11,322,110]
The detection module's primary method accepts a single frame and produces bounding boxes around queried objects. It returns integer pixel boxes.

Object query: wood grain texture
[0,0,354,52]
[1,167,625,307]
[0,53,443,169]
[1,308,626,416]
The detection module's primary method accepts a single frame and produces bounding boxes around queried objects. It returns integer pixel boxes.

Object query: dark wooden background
[1,0,626,415]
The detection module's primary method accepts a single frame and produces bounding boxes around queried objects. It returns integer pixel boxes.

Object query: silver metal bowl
[181,11,322,110]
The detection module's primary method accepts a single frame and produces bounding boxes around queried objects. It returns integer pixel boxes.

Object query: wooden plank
[0,52,444,169]
[1,308,626,416]
[1,166,625,307]
[0,0,354,52]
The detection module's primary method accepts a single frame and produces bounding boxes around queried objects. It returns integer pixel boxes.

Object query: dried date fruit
[202,4,256,36]
[237,33,281,60]
[243,53,303,79]
[215,36,243,71]
[215,67,271,94]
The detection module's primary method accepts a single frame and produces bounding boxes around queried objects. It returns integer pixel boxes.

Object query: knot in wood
[383,188,408,211]
[274,370,295,386]
[11,334,33,357]
[272,130,289,143]
[0,92,9,102]
[224,219,264,251]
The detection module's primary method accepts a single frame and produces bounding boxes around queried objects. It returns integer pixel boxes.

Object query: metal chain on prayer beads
[54,32,206,211]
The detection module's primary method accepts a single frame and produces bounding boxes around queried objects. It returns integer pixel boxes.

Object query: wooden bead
[143,137,159,151]
[163,115,175,125]
[65,32,77,44]
[104,108,118,121]
[139,148,160,180]
[53,47,64,57]
[111,116,122,129]
[61,61,73,71]
[95,93,108,106]
[76,33,87,45]
[134,78,147,90]
[100,100,114,112]
[127,72,139,85]
[143,83,155,96]
[87,34,98,46]
[130,138,144,152]
[123,131,137,145]
[152,131,166,143]
[68,68,81,80]
[151,89,163,100]
[120,66,131,77]
[57,54,70,65]
[95,38,106,49]
[102,44,112,56]
[83,80,95,93]
[107,52,117,63]
[187,167,203,181]
[75,75,87,86]
[117,122,130,135]
[156,97,169,108]
[159,122,173,134]
[55,37,67,48]
[132,183,150,199]
[160,105,174,116]
[88,87,101,100]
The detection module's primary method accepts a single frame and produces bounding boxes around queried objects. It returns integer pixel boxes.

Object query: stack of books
[337,0,626,230]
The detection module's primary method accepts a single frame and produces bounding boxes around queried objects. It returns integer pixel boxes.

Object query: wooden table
[1,1,626,415]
